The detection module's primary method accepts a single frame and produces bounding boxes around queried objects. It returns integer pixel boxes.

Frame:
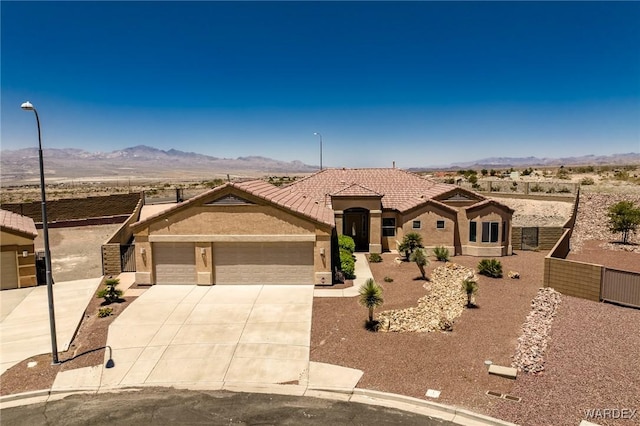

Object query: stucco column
[334,210,344,236]
[196,242,213,285]
[369,210,382,254]
[134,235,152,285]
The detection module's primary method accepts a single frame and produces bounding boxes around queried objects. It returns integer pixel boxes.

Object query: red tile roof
[330,183,383,197]
[288,168,466,211]
[0,209,38,238]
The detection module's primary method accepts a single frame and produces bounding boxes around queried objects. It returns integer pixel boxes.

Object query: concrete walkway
[0,278,101,375]
[314,252,373,298]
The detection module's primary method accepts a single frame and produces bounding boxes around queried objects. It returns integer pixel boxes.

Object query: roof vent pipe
[393,161,396,168]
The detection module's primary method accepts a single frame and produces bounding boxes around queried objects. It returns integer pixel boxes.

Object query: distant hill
[412,152,640,171]
[0,145,317,184]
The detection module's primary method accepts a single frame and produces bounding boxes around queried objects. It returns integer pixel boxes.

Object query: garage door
[1,251,19,290]
[154,242,196,284]
[214,242,313,284]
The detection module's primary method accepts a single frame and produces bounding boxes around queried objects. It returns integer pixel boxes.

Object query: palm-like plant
[462,278,478,307]
[410,248,429,279]
[398,232,423,260]
[358,278,384,323]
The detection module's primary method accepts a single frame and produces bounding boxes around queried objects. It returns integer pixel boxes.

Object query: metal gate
[602,268,640,308]
[521,227,539,250]
[120,245,136,272]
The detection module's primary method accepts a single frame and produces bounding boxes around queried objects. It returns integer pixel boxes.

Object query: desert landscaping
[2,163,639,426]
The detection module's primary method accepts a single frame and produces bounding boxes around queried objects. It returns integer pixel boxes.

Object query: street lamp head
[314,132,320,136]
[21,101,34,111]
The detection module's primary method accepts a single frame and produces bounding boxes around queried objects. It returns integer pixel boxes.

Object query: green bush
[432,246,450,262]
[558,186,571,193]
[477,259,503,278]
[368,253,382,263]
[340,248,355,279]
[98,307,113,318]
[530,184,544,193]
[97,278,123,304]
[398,232,423,259]
[338,235,355,253]
[580,177,595,185]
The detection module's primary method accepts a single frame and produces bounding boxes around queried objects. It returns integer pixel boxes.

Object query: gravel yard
[311,251,545,413]
[493,197,574,227]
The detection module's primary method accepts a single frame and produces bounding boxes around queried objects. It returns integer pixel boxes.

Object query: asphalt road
[2,388,456,425]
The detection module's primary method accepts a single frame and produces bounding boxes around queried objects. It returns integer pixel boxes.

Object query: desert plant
[462,278,478,307]
[339,249,355,279]
[477,259,503,278]
[97,307,113,318]
[338,235,355,253]
[410,248,429,279]
[557,186,571,193]
[368,253,382,263]
[398,232,423,259]
[97,278,123,304]
[530,184,544,193]
[580,177,595,186]
[546,187,556,194]
[358,278,384,324]
[432,246,449,262]
[607,201,640,244]
[383,276,394,283]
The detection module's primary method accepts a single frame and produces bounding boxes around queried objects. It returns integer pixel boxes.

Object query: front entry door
[343,208,369,251]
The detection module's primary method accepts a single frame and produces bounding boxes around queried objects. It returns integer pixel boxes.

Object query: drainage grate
[486,391,521,402]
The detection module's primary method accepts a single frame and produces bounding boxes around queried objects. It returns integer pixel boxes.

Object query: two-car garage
[152,241,315,285]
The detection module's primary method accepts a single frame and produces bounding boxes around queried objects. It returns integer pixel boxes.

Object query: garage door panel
[1,251,19,290]
[214,242,313,285]
[154,243,196,284]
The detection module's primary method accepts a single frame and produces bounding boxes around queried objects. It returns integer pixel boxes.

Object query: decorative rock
[508,271,520,279]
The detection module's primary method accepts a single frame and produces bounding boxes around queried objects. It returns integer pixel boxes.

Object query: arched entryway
[343,208,370,251]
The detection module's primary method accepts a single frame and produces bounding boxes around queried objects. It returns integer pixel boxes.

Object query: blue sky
[2,1,639,168]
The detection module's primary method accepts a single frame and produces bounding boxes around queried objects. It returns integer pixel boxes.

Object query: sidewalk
[314,252,373,298]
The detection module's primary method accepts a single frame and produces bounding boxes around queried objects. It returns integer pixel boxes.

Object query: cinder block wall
[512,227,522,250]
[544,257,601,301]
[538,227,564,250]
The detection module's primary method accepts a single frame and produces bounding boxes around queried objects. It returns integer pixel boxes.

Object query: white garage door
[154,242,197,284]
[214,242,313,285]
[1,251,19,290]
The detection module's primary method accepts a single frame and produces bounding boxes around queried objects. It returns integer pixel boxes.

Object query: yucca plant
[410,248,429,280]
[462,278,478,307]
[97,277,123,304]
[432,246,450,262]
[477,259,503,278]
[358,278,384,324]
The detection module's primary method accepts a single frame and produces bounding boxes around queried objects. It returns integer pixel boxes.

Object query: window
[412,220,421,229]
[382,218,396,237]
[436,220,445,229]
[482,221,499,243]
[469,221,477,242]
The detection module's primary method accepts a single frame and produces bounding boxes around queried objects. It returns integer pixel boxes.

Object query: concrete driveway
[0,278,101,375]
[102,285,315,388]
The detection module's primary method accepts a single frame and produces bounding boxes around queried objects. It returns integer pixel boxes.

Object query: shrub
[462,278,478,307]
[398,232,423,259]
[98,307,113,318]
[339,248,355,279]
[530,184,544,193]
[546,187,556,194]
[580,177,595,185]
[358,278,384,326]
[410,248,429,279]
[432,246,449,262]
[444,178,455,184]
[97,278,123,304]
[338,235,355,254]
[477,259,503,278]
[384,276,394,283]
[368,253,382,263]
[558,186,571,193]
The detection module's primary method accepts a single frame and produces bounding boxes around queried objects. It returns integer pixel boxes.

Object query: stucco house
[1,209,38,290]
[131,168,513,286]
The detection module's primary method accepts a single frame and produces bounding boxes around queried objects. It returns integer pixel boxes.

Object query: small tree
[410,248,429,279]
[358,278,384,324]
[398,232,423,260]
[97,278,123,304]
[607,201,640,244]
[462,278,478,307]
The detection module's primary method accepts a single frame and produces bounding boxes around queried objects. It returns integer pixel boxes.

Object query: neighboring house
[131,168,513,286]
[0,209,38,290]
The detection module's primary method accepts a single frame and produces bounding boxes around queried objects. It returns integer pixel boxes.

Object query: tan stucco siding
[401,206,457,248]
[148,205,316,235]
[1,230,37,289]
[461,206,513,256]
[331,197,382,213]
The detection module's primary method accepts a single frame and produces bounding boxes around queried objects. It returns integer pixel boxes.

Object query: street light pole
[313,132,323,170]
[21,101,59,365]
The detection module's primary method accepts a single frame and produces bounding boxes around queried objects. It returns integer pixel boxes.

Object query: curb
[0,384,517,425]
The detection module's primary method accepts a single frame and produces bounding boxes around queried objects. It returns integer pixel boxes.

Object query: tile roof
[0,209,38,238]
[288,168,466,211]
[330,183,383,197]
[466,199,515,213]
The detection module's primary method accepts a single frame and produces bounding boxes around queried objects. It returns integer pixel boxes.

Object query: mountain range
[1,145,638,185]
